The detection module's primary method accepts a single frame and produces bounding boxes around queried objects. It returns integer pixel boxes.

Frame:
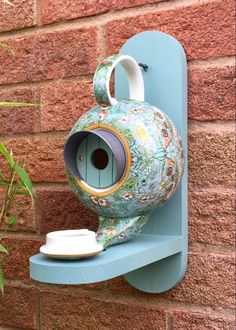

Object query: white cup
[40,229,103,258]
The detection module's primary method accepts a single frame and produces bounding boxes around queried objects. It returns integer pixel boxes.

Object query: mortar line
[1,180,231,194]
[188,56,235,69]
[32,182,236,194]
[0,0,217,41]
[34,85,41,132]
[189,244,235,256]
[1,119,235,140]
[0,231,44,239]
[36,0,42,26]
[2,230,235,256]
[167,311,173,330]
[35,286,41,330]
[97,25,107,62]
[33,116,42,237]
[0,130,68,139]
[188,120,235,132]
[0,326,27,330]
[0,74,94,90]
[3,277,236,319]
[188,184,235,194]
[0,55,234,90]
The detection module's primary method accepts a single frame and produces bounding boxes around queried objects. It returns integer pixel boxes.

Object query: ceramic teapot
[64,54,184,249]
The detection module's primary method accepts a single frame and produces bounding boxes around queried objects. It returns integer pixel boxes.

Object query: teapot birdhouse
[30,31,188,293]
[64,54,184,249]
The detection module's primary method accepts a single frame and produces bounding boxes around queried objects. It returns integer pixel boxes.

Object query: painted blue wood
[86,134,100,187]
[115,31,188,293]
[112,154,117,183]
[29,31,187,293]
[77,135,116,188]
[77,137,87,181]
[99,139,116,187]
[30,234,182,284]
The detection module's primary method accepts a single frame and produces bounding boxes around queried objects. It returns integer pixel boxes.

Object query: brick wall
[0,0,235,329]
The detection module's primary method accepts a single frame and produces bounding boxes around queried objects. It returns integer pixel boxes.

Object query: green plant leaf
[14,165,34,200]
[0,169,6,180]
[0,42,14,54]
[0,102,36,107]
[16,187,30,196]
[0,267,4,294]
[0,181,7,186]
[0,244,8,255]
[0,142,14,168]
[7,215,18,228]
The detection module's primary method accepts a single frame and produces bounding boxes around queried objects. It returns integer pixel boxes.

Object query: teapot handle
[93,54,144,106]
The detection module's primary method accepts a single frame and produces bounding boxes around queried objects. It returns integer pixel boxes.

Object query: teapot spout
[96,214,149,249]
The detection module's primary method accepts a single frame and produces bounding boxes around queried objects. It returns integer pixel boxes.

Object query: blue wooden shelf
[30,234,182,284]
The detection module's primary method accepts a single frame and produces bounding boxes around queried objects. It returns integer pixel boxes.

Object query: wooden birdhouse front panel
[76,134,117,188]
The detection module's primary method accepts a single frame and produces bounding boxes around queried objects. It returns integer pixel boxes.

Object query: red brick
[3,135,67,183]
[0,87,37,135]
[0,28,98,84]
[189,190,235,246]
[0,191,36,233]
[107,253,235,308]
[41,0,109,24]
[2,237,43,280]
[41,0,164,24]
[105,0,235,60]
[188,65,235,121]
[173,311,235,330]
[0,285,36,329]
[164,253,235,308]
[188,128,235,186]
[40,81,96,131]
[36,188,98,234]
[40,290,166,330]
[0,0,36,32]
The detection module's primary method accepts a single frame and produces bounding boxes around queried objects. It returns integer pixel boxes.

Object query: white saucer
[39,229,104,260]
[40,244,104,260]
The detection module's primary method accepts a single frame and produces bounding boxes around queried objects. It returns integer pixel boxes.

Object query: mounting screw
[138,63,149,71]
[79,155,84,161]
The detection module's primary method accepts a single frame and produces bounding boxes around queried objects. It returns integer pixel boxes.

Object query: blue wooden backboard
[116,31,188,292]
